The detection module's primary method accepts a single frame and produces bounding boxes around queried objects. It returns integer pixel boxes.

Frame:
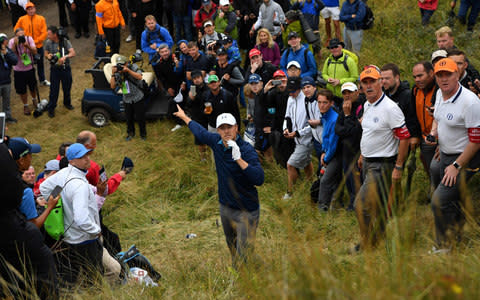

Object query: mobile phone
[190,85,196,97]
[0,112,5,143]
[48,185,63,201]
[426,134,436,143]
[272,80,282,86]
[99,165,107,182]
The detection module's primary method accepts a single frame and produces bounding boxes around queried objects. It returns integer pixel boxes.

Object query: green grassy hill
[7,0,480,298]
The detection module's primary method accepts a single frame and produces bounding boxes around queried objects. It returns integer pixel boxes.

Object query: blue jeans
[36,47,46,82]
[173,14,193,42]
[47,66,72,113]
[458,0,480,30]
[420,8,435,26]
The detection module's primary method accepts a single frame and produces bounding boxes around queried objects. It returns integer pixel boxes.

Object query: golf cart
[81,54,169,127]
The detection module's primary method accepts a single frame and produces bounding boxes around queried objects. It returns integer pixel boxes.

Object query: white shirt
[305,96,323,144]
[283,90,313,145]
[40,165,101,244]
[434,85,480,154]
[6,0,28,9]
[360,93,405,158]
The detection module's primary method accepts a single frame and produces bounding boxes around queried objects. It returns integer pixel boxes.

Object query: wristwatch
[394,165,403,171]
[453,161,462,170]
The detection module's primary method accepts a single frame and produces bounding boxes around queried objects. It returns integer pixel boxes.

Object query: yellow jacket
[14,14,47,48]
[95,0,125,35]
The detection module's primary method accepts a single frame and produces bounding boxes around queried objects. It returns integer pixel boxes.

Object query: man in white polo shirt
[354,67,410,250]
[427,58,480,252]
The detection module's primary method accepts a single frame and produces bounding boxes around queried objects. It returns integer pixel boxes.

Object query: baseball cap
[116,55,128,65]
[207,74,219,83]
[287,31,299,40]
[66,143,92,161]
[220,35,233,45]
[25,2,35,9]
[216,47,228,56]
[202,0,211,4]
[301,76,315,87]
[434,57,459,74]
[203,20,213,28]
[327,38,345,49]
[8,137,41,161]
[287,60,301,70]
[216,113,236,128]
[44,160,60,172]
[273,69,286,78]
[0,33,7,41]
[191,69,203,78]
[219,0,230,6]
[431,50,448,63]
[341,82,358,92]
[248,73,262,84]
[360,67,381,81]
[287,76,302,92]
[249,48,261,58]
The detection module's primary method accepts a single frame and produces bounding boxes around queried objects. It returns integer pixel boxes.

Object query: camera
[57,27,67,40]
[48,54,59,65]
[116,63,125,72]
[174,48,181,58]
[33,99,49,118]
[18,35,26,44]
[150,52,160,65]
[272,80,282,86]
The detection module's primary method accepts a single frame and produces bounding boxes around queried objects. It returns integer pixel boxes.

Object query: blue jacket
[340,0,366,30]
[321,107,339,163]
[323,0,339,7]
[189,121,264,212]
[0,48,18,85]
[280,45,317,78]
[226,45,241,65]
[141,24,174,64]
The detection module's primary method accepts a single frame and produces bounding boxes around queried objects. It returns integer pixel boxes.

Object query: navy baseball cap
[248,73,262,84]
[66,143,92,161]
[191,69,203,78]
[287,76,302,92]
[8,137,41,160]
[301,76,315,87]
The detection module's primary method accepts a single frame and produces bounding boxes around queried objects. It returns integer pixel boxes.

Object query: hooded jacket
[213,6,238,40]
[0,47,18,85]
[141,24,174,63]
[253,0,285,36]
[194,2,218,29]
[284,90,313,145]
[322,50,359,97]
[339,0,366,31]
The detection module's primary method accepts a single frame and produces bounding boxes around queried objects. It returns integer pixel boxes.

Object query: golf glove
[227,140,241,161]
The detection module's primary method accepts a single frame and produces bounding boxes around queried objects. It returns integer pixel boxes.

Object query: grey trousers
[355,159,394,248]
[317,154,342,211]
[0,84,12,118]
[430,151,480,248]
[219,204,259,267]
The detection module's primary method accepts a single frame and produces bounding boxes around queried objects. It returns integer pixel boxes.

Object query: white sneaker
[125,34,133,42]
[171,124,182,132]
[282,193,292,200]
[41,80,50,86]
[428,246,451,255]
[136,49,142,54]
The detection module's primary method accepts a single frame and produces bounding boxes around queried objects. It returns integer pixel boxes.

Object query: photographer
[44,26,75,118]
[199,20,226,53]
[8,28,38,116]
[0,33,18,123]
[110,55,146,140]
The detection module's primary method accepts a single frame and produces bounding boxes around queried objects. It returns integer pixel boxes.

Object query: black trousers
[133,1,156,49]
[0,210,58,299]
[125,99,146,137]
[104,27,121,54]
[74,0,91,34]
[56,239,103,286]
[57,0,69,27]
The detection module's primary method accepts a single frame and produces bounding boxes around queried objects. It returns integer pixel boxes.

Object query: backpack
[44,197,64,240]
[285,46,317,78]
[361,0,374,30]
[327,50,358,73]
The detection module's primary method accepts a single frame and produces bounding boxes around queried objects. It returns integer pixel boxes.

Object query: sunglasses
[327,45,340,49]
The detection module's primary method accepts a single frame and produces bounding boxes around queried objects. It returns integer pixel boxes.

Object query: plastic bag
[129,267,158,287]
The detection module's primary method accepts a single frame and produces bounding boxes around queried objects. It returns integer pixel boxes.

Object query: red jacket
[418,0,438,10]
[86,160,123,195]
[194,3,217,29]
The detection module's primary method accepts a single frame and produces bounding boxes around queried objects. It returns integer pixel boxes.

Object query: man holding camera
[110,55,146,140]
[0,33,18,123]
[44,26,75,118]
[9,28,38,116]
[14,2,49,87]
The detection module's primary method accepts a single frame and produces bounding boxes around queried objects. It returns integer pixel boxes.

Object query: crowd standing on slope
[2,0,480,298]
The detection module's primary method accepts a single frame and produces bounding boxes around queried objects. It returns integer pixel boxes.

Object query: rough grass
[6,0,480,298]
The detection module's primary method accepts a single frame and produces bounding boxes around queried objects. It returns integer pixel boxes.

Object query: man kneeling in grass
[174,105,264,268]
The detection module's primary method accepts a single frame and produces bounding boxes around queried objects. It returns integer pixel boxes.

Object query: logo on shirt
[446,113,453,120]
[373,117,379,123]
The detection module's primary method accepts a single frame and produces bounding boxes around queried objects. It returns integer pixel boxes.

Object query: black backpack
[361,0,374,30]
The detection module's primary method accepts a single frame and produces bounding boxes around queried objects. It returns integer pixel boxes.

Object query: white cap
[0,33,7,40]
[341,82,358,92]
[203,20,213,28]
[431,50,447,62]
[287,60,301,69]
[216,113,236,128]
[219,0,230,6]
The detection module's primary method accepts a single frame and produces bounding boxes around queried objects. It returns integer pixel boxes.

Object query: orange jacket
[14,14,47,48]
[95,0,125,35]
[413,84,437,137]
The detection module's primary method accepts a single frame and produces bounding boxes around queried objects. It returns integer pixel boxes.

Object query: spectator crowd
[2,0,480,298]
